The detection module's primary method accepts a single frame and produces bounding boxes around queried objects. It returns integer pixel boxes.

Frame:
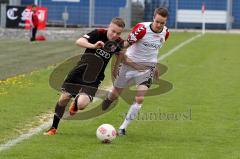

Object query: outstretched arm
[76,37,104,49]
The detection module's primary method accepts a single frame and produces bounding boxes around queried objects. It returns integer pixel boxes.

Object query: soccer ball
[96,124,117,143]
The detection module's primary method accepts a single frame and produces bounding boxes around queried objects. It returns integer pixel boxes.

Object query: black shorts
[139,78,152,88]
[62,75,101,100]
[61,82,99,100]
[62,60,103,99]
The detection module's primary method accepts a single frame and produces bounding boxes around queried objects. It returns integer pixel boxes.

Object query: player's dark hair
[111,17,125,28]
[154,7,169,18]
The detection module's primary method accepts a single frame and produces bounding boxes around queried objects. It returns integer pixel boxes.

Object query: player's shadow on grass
[49,54,173,120]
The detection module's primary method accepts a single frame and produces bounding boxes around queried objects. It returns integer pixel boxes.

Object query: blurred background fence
[1,0,240,29]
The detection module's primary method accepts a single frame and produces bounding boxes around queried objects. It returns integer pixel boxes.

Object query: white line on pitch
[0,120,52,152]
[158,33,202,61]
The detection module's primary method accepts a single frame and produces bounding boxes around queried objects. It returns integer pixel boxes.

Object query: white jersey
[126,22,169,65]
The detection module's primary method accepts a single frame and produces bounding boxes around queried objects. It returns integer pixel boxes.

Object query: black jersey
[81,29,123,82]
[62,29,123,97]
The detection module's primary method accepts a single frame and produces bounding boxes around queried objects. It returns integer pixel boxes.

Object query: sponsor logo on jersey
[142,41,160,49]
[110,45,117,52]
[96,49,111,59]
[104,41,118,52]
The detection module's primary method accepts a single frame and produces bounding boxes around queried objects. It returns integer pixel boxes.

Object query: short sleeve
[165,29,170,41]
[127,23,146,45]
[82,29,99,44]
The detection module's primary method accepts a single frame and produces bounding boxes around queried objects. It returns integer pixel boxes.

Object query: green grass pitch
[0,32,240,159]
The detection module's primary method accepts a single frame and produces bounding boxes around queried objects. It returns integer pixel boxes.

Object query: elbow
[75,39,81,46]
[76,38,88,48]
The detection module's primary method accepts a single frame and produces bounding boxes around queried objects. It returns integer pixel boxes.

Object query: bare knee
[77,103,86,110]
[109,87,123,101]
[58,92,71,106]
[76,94,91,110]
[109,92,118,101]
[135,96,144,104]
[77,101,89,110]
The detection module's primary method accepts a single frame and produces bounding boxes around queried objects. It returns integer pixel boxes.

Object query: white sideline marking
[0,120,52,152]
[158,34,202,61]
[0,33,202,153]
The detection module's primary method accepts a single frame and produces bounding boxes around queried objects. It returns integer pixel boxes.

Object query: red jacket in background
[25,6,47,30]
[32,11,39,28]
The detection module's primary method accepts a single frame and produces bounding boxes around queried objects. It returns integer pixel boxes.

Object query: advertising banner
[6,5,47,29]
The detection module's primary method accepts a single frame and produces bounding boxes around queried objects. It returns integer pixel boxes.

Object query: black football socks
[52,102,66,129]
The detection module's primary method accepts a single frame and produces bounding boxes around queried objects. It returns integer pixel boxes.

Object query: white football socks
[119,102,142,130]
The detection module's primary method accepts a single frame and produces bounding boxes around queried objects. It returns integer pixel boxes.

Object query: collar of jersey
[150,23,163,34]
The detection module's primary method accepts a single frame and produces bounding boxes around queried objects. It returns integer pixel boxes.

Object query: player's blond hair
[111,17,125,28]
